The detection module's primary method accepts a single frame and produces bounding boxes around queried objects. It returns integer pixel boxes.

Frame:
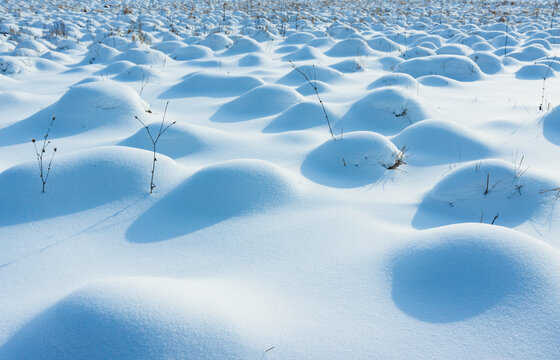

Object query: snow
[1,0,560,359]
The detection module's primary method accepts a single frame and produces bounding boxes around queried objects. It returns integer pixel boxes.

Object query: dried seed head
[31,138,36,142]
[54,147,58,152]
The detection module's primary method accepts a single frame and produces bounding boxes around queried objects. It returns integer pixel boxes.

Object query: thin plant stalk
[135,101,176,194]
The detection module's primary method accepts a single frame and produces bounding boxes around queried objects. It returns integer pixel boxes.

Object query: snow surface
[1,0,560,359]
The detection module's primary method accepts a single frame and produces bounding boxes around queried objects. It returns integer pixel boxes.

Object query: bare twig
[31,116,57,193]
[484,173,490,195]
[539,54,557,111]
[135,101,176,194]
[288,61,335,140]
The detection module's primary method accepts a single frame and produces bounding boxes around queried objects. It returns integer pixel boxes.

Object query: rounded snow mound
[0,80,148,145]
[238,53,273,67]
[222,37,263,55]
[276,45,300,54]
[0,146,183,226]
[542,105,560,145]
[127,159,298,241]
[0,277,267,359]
[468,52,504,74]
[276,64,343,86]
[115,48,170,65]
[390,224,560,323]
[367,73,419,91]
[508,45,548,62]
[395,55,483,82]
[282,46,325,61]
[170,45,213,61]
[113,64,164,82]
[417,74,460,87]
[401,46,437,59]
[307,37,336,49]
[367,37,402,53]
[301,131,402,188]
[329,59,367,73]
[324,38,377,57]
[153,40,186,55]
[119,122,220,158]
[413,159,558,229]
[392,119,494,165]
[378,55,404,71]
[160,72,265,98]
[81,43,122,65]
[335,87,433,135]
[283,32,316,45]
[515,64,555,80]
[435,44,471,56]
[295,80,333,96]
[94,60,135,75]
[211,84,302,122]
[197,33,233,51]
[263,100,340,133]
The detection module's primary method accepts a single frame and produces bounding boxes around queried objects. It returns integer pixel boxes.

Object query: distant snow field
[2,0,560,358]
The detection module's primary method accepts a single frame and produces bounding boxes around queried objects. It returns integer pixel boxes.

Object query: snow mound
[542,105,560,145]
[94,60,134,75]
[367,37,402,53]
[170,45,213,61]
[127,159,297,241]
[417,75,460,87]
[0,277,266,359]
[335,87,433,135]
[115,48,170,65]
[378,55,403,71]
[0,56,65,75]
[238,53,273,67]
[329,59,367,73]
[276,64,343,86]
[283,32,316,45]
[12,39,49,55]
[436,44,472,56]
[488,34,521,48]
[390,224,560,323]
[0,80,147,145]
[413,159,558,229]
[367,73,419,91]
[81,43,121,65]
[263,100,340,133]
[401,46,437,59]
[113,65,163,82]
[281,46,325,61]
[295,80,333,96]
[222,37,263,55]
[307,37,335,49]
[508,45,548,62]
[211,84,302,122]
[160,72,265,98]
[153,40,185,55]
[468,52,504,74]
[395,55,483,81]
[324,38,377,57]
[0,146,183,226]
[515,64,554,80]
[471,42,495,52]
[119,122,220,158]
[276,45,300,54]
[197,33,233,51]
[392,119,494,165]
[301,131,401,188]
